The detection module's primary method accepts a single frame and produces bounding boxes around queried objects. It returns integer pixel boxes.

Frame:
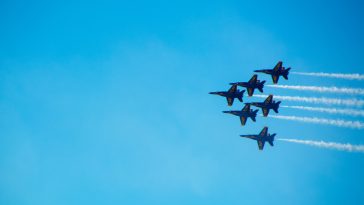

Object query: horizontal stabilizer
[268,133,276,146]
[258,81,265,93]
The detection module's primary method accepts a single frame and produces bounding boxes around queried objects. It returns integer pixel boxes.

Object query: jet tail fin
[258,80,265,93]
[273,101,281,113]
[283,68,291,80]
[268,140,274,146]
[238,96,243,102]
[251,109,258,122]
[268,134,276,146]
[238,90,245,102]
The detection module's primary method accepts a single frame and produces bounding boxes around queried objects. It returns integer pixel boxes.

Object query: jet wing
[257,140,265,150]
[259,127,268,137]
[273,61,282,72]
[227,97,234,106]
[227,84,237,93]
[262,108,270,117]
[272,75,279,84]
[264,95,273,104]
[240,116,247,126]
[248,74,258,83]
[247,88,254,96]
[242,104,250,112]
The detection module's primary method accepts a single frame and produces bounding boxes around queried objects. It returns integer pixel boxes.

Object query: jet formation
[209,61,291,150]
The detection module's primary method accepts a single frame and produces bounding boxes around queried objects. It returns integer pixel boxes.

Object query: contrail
[281,105,364,117]
[292,72,364,80]
[278,138,364,153]
[266,84,364,95]
[253,94,364,107]
[267,114,364,129]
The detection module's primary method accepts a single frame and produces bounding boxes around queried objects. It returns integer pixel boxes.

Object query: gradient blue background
[1,0,364,204]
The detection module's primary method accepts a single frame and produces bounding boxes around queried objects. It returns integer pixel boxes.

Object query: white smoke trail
[254,94,364,107]
[267,114,364,129]
[267,84,364,95]
[281,105,364,117]
[278,138,364,153]
[292,72,364,80]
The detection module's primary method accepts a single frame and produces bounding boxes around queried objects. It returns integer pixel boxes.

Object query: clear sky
[1,0,364,204]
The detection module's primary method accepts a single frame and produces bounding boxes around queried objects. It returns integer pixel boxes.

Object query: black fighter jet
[222,104,258,126]
[248,95,280,117]
[230,74,265,97]
[254,61,291,84]
[240,127,276,150]
[209,84,245,106]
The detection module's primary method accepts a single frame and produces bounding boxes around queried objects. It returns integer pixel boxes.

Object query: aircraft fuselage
[223,109,256,118]
[209,91,241,98]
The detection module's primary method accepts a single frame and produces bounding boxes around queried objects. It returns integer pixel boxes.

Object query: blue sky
[1,0,364,204]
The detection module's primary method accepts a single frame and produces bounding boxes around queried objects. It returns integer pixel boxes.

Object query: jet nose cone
[229,83,236,85]
[222,111,229,113]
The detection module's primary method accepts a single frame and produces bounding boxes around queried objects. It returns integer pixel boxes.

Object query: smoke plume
[267,114,364,129]
[292,72,364,80]
[281,105,364,117]
[253,94,364,107]
[278,138,364,153]
[266,85,364,95]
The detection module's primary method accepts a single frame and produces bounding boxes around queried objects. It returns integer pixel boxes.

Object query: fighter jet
[209,84,245,106]
[240,127,276,150]
[254,61,291,84]
[248,95,280,117]
[230,74,265,97]
[222,104,258,126]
